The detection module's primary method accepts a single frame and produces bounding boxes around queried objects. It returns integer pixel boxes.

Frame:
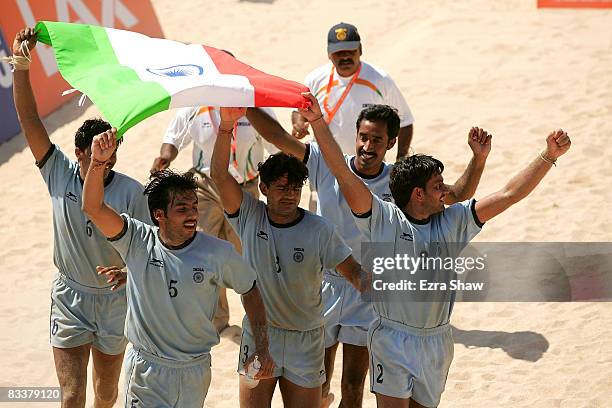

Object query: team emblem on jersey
[148,258,164,267]
[65,191,78,203]
[335,28,348,41]
[193,271,204,283]
[293,248,304,263]
[400,232,413,241]
[382,193,393,202]
[257,230,269,241]
[146,64,204,78]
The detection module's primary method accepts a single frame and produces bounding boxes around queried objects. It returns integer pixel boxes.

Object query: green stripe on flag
[36,21,170,136]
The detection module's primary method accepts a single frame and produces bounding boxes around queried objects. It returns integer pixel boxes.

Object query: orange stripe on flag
[538,0,612,8]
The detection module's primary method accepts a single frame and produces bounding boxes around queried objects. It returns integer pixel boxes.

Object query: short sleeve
[304,142,322,191]
[108,214,151,265]
[382,76,414,128]
[37,145,77,196]
[303,142,339,192]
[226,191,262,236]
[320,223,353,270]
[128,185,152,225]
[162,107,197,151]
[218,245,257,294]
[440,199,483,244]
[353,194,399,241]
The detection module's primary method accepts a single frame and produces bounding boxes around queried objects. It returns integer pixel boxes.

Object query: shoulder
[303,210,336,231]
[196,232,237,255]
[175,106,200,120]
[110,172,145,193]
[436,200,474,222]
[361,61,394,82]
[305,63,332,83]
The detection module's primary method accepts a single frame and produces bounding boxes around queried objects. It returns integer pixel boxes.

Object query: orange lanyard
[208,108,239,171]
[322,64,362,124]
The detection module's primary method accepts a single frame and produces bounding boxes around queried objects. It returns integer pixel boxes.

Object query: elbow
[501,189,522,205]
[81,201,94,216]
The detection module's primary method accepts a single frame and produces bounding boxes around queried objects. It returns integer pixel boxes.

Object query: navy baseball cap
[327,22,361,54]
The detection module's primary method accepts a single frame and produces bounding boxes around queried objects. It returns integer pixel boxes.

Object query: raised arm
[395,125,413,161]
[81,129,125,238]
[299,93,373,215]
[475,129,571,223]
[210,108,245,215]
[246,108,307,159]
[11,27,51,162]
[241,285,275,378]
[444,127,492,205]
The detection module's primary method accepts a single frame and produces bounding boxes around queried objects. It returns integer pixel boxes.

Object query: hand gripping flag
[35,21,309,136]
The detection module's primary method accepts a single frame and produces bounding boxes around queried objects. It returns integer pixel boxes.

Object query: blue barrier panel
[0,26,21,144]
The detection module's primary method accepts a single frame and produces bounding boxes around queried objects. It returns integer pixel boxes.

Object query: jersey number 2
[376,363,384,383]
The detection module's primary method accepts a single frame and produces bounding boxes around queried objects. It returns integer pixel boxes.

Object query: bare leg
[91,347,124,408]
[321,343,338,408]
[339,343,369,407]
[375,393,411,408]
[53,344,90,408]
[409,399,429,408]
[239,377,278,408]
[279,377,322,408]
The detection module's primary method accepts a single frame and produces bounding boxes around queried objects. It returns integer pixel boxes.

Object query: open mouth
[184,220,197,229]
[359,151,376,161]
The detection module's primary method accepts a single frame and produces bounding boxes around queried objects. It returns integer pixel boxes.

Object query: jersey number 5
[168,280,178,298]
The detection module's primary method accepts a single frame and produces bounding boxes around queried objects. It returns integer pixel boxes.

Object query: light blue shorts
[123,347,212,408]
[50,273,127,355]
[368,317,454,407]
[239,318,325,388]
[323,273,377,347]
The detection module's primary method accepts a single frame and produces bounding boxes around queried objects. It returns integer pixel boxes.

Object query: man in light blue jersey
[82,130,274,407]
[11,28,150,408]
[245,105,490,407]
[299,92,571,408]
[211,108,367,408]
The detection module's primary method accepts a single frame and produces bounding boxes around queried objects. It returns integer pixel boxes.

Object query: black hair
[257,152,309,187]
[74,118,112,151]
[355,105,400,141]
[144,170,198,226]
[389,154,444,209]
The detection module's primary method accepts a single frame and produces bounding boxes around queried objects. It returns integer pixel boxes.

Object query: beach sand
[1,0,611,406]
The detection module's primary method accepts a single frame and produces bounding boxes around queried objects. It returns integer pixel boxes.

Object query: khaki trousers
[192,170,259,332]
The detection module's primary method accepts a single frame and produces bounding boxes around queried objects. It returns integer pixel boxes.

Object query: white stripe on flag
[105,28,255,108]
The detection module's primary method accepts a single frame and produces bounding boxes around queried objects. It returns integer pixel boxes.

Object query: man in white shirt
[151,96,277,333]
[292,22,414,160]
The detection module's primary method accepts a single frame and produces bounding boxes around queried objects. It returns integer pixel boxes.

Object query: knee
[94,383,119,406]
[61,386,86,407]
[341,370,367,390]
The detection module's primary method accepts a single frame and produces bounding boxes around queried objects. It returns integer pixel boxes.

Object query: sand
[1,0,611,406]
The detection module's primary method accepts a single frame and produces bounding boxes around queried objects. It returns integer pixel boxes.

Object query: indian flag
[35,21,309,135]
